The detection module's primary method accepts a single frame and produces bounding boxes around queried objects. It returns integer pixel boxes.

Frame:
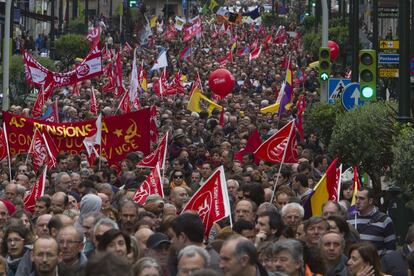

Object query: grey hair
[227,179,239,189]
[55,172,70,184]
[281,202,304,218]
[273,239,304,265]
[133,257,161,275]
[178,245,210,267]
[92,217,119,238]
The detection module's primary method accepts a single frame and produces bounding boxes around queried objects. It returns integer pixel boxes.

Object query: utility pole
[85,0,89,25]
[320,0,329,102]
[351,0,359,82]
[2,0,11,111]
[398,0,411,122]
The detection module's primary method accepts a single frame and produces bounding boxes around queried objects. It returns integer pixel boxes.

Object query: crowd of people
[1,3,413,276]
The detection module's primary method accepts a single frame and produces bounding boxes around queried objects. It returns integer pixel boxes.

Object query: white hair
[281,202,305,218]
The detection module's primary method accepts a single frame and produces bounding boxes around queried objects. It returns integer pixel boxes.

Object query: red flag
[181,166,231,238]
[90,87,99,114]
[234,129,262,164]
[28,129,58,171]
[164,71,186,96]
[24,167,47,213]
[114,51,126,98]
[295,95,306,142]
[86,26,101,49]
[0,126,8,162]
[219,108,225,127]
[118,92,131,113]
[32,90,45,118]
[150,106,158,143]
[217,49,233,66]
[249,46,261,62]
[137,133,168,170]
[123,42,133,54]
[254,121,298,163]
[72,82,81,96]
[132,164,164,205]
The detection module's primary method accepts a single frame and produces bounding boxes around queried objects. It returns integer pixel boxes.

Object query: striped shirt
[348,207,396,254]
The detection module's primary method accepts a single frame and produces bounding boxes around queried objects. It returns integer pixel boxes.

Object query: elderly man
[57,225,86,270]
[234,199,255,223]
[273,239,304,276]
[170,187,189,214]
[304,217,329,248]
[4,182,18,202]
[281,203,304,233]
[119,199,139,235]
[219,236,268,276]
[55,172,72,193]
[178,245,210,276]
[36,214,53,237]
[320,232,347,276]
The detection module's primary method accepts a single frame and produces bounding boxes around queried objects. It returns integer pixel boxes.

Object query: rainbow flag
[304,158,340,218]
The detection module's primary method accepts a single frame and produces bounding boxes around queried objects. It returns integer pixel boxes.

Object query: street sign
[378,53,399,64]
[379,68,399,78]
[379,40,399,50]
[378,7,398,18]
[342,83,364,110]
[328,78,351,104]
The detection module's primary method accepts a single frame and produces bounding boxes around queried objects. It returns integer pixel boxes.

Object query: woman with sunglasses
[169,170,189,189]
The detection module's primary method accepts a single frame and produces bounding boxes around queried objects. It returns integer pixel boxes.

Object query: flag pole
[25,128,38,167]
[270,120,296,203]
[3,123,12,181]
[115,92,127,114]
[336,164,343,201]
[98,113,102,170]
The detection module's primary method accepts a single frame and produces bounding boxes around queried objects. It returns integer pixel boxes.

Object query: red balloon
[208,68,235,99]
[327,40,340,61]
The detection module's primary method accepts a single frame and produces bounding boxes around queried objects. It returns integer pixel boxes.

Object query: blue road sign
[328,78,351,104]
[342,82,364,110]
[379,53,400,64]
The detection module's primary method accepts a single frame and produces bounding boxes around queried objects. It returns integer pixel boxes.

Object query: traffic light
[129,0,137,7]
[359,49,377,101]
[319,47,331,82]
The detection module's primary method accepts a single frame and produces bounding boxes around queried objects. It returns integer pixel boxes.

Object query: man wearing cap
[147,232,171,274]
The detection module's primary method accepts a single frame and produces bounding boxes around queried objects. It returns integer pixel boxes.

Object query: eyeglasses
[174,175,183,179]
[57,239,82,246]
[7,238,24,244]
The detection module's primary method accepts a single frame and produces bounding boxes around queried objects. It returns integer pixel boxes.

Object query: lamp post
[2,0,12,111]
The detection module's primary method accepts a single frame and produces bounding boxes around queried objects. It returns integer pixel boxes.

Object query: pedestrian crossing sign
[328,78,351,104]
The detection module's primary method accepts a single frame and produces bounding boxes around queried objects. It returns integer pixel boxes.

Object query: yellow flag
[150,16,158,28]
[140,78,147,92]
[260,102,280,114]
[187,88,222,116]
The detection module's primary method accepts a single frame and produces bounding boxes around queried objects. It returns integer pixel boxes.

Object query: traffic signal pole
[398,0,411,122]
[2,0,11,111]
[351,0,359,82]
[320,0,329,102]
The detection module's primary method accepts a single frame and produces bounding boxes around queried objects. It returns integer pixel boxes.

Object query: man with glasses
[348,187,396,254]
[31,237,62,276]
[57,225,87,270]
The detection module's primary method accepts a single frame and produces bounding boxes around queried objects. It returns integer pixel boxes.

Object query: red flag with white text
[0,126,8,162]
[90,87,99,114]
[254,120,298,163]
[137,133,168,170]
[87,27,101,49]
[133,164,164,205]
[181,166,231,238]
[24,166,47,213]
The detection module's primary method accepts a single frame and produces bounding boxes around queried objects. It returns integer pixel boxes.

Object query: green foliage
[303,101,344,147]
[391,124,414,190]
[329,102,397,191]
[67,19,88,35]
[54,34,89,69]
[302,16,315,31]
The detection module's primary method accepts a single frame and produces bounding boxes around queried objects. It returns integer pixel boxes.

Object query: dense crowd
[1,4,412,276]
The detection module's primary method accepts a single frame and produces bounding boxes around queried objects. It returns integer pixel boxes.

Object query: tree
[303,101,344,147]
[328,102,397,193]
[54,34,90,69]
[391,124,414,190]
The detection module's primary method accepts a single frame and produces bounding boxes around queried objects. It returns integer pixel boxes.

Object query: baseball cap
[146,232,171,249]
